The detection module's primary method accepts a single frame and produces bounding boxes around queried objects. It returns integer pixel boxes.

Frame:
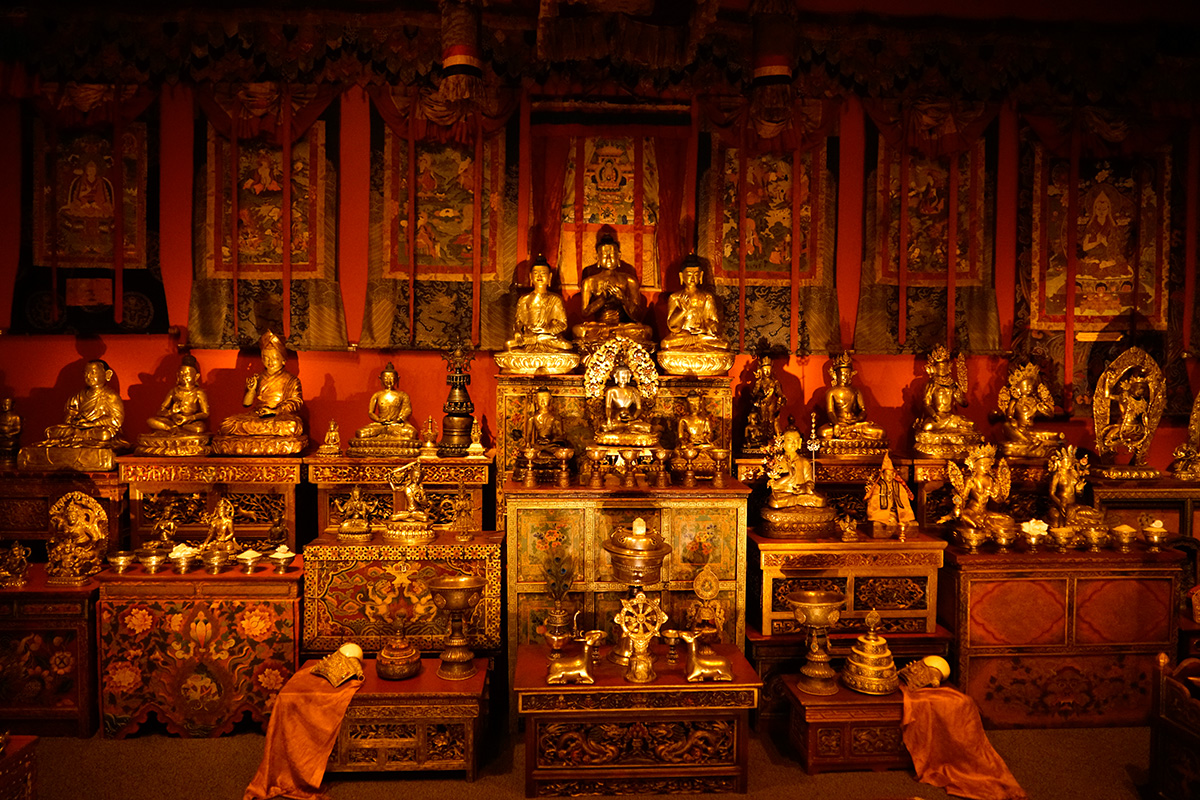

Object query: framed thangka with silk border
[701,142,839,354]
[856,136,999,354]
[17,120,166,334]
[557,136,660,291]
[1021,144,1177,413]
[189,119,347,349]
[359,130,505,349]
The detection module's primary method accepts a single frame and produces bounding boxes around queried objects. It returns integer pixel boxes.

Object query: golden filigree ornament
[898,655,951,690]
[311,642,365,687]
[46,492,108,585]
[613,590,669,684]
[1092,346,1164,479]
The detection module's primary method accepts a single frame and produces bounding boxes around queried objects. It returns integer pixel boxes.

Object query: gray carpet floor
[34,725,1151,800]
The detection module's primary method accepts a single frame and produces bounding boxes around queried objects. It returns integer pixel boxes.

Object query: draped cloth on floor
[901,686,1028,800]
[244,665,362,800]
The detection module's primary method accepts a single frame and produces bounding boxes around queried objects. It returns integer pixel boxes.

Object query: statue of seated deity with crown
[995,361,1063,459]
[657,254,734,377]
[212,331,308,456]
[817,353,888,457]
[912,344,982,460]
[759,427,835,538]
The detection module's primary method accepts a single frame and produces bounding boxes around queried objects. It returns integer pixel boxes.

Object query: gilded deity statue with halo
[995,361,1063,459]
[213,330,307,456]
[940,443,1014,536]
[817,353,887,457]
[20,359,130,471]
[912,344,982,460]
[346,362,419,457]
[1092,346,1165,480]
[495,254,580,375]
[137,354,212,457]
[657,254,734,377]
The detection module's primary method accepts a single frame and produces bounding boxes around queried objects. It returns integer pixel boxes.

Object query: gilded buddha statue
[137,354,212,457]
[760,428,835,538]
[212,331,307,456]
[0,397,21,462]
[20,360,130,471]
[817,353,887,456]
[657,255,734,376]
[495,255,580,375]
[596,364,657,447]
[995,362,1063,459]
[346,362,419,457]
[912,345,981,460]
[571,235,654,352]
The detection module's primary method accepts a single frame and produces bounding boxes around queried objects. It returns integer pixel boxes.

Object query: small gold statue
[0,397,21,462]
[1047,445,1089,528]
[913,345,982,460]
[571,235,654,352]
[742,357,786,455]
[546,629,606,685]
[336,485,373,542]
[941,443,1013,535]
[315,420,342,457]
[1093,346,1165,479]
[384,461,434,544]
[447,480,477,542]
[995,361,1063,459]
[138,355,212,457]
[657,254,734,376]
[597,364,654,445]
[761,429,835,538]
[347,363,418,457]
[0,541,30,588]
[20,360,130,471]
[864,453,916,531]
[46,491,108,585]
[212,330,307,456]
[200,496,238,555]
[495,255,580,375]
[679,629,734,682]
[516,386,574,484]
[817,353,887,456]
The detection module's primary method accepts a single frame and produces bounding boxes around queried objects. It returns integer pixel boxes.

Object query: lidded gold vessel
[841,609,900,695]
[602,517,672,586]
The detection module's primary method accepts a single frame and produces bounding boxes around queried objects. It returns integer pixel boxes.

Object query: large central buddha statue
[347,362,419,457]
[212,330,308,456]
[571,235,654,352]
[657,254,734,376]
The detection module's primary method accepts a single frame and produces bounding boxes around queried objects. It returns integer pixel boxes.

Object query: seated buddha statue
[495,256,580,375]
[212,331,307,456]
[995,362,1063,459]
[817,353,887,455]
[571,235,654,351]
[658,255,733,376]
[912,345,981,460]
[347,363,419,457]
[595,364,657,448]
[0,397,21,462]
[20,359,130,471]
[761,428,835,537]
[137,354,212,457]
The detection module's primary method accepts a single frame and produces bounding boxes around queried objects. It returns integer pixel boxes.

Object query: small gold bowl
[107,551,136,574]
[267,552,296,574]
[138,551,167,574]
[1143,527,1169,551]
[170,554,196,575]
[958,528,989,554]
[1049,526,1076,553]
[1081,527,1109,552]
[1109,526,1138,553]
[237,554,262,574]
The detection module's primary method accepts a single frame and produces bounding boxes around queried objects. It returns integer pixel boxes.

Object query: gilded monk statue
[213,330,307,455]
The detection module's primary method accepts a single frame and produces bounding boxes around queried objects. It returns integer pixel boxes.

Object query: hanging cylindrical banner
[440,0,483,104]
[750,0,795,124]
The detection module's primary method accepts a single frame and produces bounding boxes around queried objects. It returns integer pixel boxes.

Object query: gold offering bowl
[428,574,487,680]
[1022,527,1049,553]
[1109,527,1138,553]
[787,589,846,696]
[267,552,296,573]
[990,524,1018,552]
[107,551,136,574]
[602,522,672,587]
[237,553,263,574]
[137,550,167,574]
[1081,526,1109,552]
[202,549,229,574]
[958,527,989,554]
[1143,527,1169,551]
[170,554,196,575]
[1049,526,1076,553]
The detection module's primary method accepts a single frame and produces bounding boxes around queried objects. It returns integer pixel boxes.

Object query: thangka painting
[33,124,148,270]
[191,120,347,348]
[701,142,839,354]
[556,136,660,290]
[857,137,999,353]
[1029,147,1170,334]
[360,130,505,349]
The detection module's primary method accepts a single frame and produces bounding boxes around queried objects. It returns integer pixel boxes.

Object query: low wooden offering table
[513,643,761,797]
[783,674,909,774]
[320,656,488,780]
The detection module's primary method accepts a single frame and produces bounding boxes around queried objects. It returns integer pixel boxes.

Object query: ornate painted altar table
[97,558,302,737]
[513,643,760,796]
